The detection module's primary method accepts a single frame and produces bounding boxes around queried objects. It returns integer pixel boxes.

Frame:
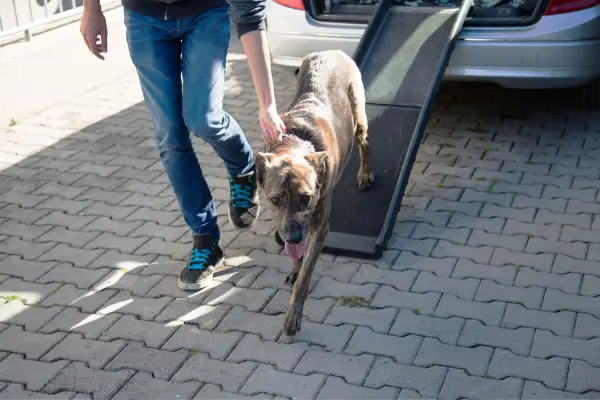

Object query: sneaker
[228,169,260,230]
[178,234,224,291]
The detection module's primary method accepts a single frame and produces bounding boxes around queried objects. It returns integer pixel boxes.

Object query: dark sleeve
[226,0,267,38]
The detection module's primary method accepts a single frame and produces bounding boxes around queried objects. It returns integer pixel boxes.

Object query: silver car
[266,0,600,107]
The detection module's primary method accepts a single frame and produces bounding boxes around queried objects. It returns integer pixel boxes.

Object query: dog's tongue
[285,241,307,260]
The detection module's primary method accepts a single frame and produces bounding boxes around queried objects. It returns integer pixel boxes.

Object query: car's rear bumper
[267,2,600,89]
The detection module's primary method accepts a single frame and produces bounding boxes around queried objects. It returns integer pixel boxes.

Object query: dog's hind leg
[349,81,374,191]
[283,220,329,336]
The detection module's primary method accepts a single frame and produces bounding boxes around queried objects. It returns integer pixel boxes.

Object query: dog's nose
[287,230,304,244]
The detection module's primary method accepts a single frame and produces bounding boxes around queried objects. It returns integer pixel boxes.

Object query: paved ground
[1,10,600,399]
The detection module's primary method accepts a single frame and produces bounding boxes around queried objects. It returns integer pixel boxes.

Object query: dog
[254,50,374,336]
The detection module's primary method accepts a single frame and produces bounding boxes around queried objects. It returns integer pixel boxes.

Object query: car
[265,0,600,107]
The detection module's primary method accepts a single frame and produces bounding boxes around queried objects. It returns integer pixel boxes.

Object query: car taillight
[545,0,600,14]
[273,0,306,10]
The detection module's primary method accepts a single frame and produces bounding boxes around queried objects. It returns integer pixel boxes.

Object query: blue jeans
[124,7,254,239]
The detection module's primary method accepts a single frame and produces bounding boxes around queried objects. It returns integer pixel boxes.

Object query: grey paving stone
[491,247,554,272]
[447,215,505,234]
[84,232,148,254]
[481,203,535,223]
[429,198,482,217]
[414,337,492,376]
[240,364,325,399]
[42,333,126,368]
[37,264,111,289]
[526,237,588,260]
[543,185,596,202]
[491,182,543,198]
[1,237,57,261]
[567,199,600,215]
[279,320,355,353]
[204,282,275,312]
[397,389,434,399]
[227,333,307,372]
[173,353,256,392]
[475,280,544,309]
[531,329,600,367]
[295,346,374,385]
[35,211,97,232]
[515,268,581,294]
[452,259,515,285]
[535,209,592,230]
[36,227,101,248]
[0,383,74,399]
[504,219,561,241]
[154,300,231,329]
[79,202,138,220]
[0,190,48,208]
[249,267,302,291]
[397,208,450,227]
[325,305,396,333]
[45,362,134,400]
[41,284,117,313]
[566,360,600,393]
[432,241,494,264]
[101,314,177,348]
[459,319,534,356]
[98,292,171,320]
[392,252,456,277]
[90,250,156,271]
[365,357,446,398]
[461,189,514,207]
[351,264,418,291]
[502,303,575,337]
[412,223,470,244]
[523,380,600,399]
[38,244,105,268]
[488,349,568,390]
[0,301,63,332]
[435,294,505,326]
[263,290,333,324]
[345,326,422,364]
[0,278,61,305]
[0,325,64,359]
[388,237,436,257]
[553,255,600,278]
[412,271,479,300]
[390,308,464,345]
[512,195,567,213]
[195,383,273,399]
[81,216,143,236]
[0,220,52,241]
[113,371,202,400]
[561,226,600,245]
[574,313,600,339]
[542,288,600,318]
[468,230,528,252]
[439,369,523,400]
[0,205,49,225]
[316,376,398,399]
[106,341,187,380]
[217,306,282,341]
[162,324,242,360]
[371,286,440,315]
[0,256,56,281]
[0,354,68,391]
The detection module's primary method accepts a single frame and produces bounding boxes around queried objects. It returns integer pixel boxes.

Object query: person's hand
[260,105,286,147]
[80,4,108,60]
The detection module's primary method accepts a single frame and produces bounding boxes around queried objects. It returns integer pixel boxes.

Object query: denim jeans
[124,6,254,239]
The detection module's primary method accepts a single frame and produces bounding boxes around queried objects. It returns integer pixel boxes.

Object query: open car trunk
[308,0,550,25]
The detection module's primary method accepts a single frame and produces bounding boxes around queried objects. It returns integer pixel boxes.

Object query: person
[80,0,285,290]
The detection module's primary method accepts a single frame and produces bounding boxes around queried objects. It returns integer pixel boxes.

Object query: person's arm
[81,0,108,60]
[227,0,285,145]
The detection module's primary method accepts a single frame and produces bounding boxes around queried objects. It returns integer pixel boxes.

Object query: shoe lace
[188,246,213,270]
[230,176,254,209]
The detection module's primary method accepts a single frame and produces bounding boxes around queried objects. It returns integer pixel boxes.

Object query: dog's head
[255,145,328,260]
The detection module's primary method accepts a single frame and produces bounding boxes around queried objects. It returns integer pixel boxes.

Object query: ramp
[320,0,473,258]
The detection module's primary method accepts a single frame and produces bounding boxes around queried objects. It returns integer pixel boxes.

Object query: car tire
[582,78,599,110]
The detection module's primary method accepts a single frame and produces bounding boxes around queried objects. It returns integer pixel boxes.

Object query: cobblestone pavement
[1,31,600,399]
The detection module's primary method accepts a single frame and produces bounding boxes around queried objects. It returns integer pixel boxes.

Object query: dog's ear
[254,152,275,187]
[304,152,328,188]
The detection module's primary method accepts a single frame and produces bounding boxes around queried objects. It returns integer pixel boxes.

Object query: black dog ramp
[321,0,473,259]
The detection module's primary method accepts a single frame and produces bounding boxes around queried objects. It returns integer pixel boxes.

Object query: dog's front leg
[285,258,303,287]
[283,222,329,336]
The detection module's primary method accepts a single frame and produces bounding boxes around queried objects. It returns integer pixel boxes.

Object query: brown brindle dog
[254,50,373,336]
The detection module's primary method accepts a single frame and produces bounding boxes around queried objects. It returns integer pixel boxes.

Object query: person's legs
[124,9,220,290]
[180,6,260,231]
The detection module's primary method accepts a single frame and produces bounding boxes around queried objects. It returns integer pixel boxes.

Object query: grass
[188,348,197,357]
[8,118,17,126]
[412,308,420,315]
[337,296,370,308]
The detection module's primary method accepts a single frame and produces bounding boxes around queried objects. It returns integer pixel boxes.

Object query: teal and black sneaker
[178,234,224,291]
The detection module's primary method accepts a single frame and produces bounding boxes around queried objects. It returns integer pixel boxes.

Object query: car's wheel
[582,78,600,110]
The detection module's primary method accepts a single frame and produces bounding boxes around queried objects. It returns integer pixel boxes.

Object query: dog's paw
[284,272,298,287]
[283,305,303,336]
[357,172,374,191]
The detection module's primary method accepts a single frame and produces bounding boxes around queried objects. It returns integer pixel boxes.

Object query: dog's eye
[299,194,311,208]
[270,196,282,207]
